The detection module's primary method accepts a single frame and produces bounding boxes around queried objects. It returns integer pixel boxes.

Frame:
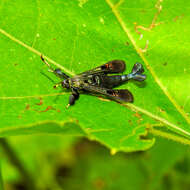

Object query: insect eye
[62,80,69,88]
[101,65,107,69]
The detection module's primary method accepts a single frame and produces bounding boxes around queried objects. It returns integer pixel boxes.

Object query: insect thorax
[70,74,102,89]
[70,77,84,89]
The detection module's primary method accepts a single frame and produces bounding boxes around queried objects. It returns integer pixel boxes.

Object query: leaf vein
[0,28,75,76]
[105,0,190,125]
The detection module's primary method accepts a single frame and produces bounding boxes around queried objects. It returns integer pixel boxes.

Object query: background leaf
[1,136,188,190]
[0,163,3,190]
[0,0,189,152]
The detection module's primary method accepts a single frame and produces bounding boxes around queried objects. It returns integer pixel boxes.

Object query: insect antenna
[40,71,55,84]
[41,55,55,73]
[40,71,64,102]
[40,55,69,79]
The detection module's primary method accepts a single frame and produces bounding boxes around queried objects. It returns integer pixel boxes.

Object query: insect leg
[41,55,69,79]
[72,88,80,100]
[54,69,69,79]
[53,81,63,89]
[66,88,80,108]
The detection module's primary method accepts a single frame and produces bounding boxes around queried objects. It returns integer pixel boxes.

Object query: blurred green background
[0,0,190,189]
[0,136,190,190]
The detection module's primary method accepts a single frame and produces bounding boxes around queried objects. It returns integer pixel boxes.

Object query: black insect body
[41,56,146,107]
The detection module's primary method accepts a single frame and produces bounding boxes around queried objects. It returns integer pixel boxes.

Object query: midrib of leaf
[105,0,190,125]
[0,25,190,137]
[0,28,75,76]
[127,104,190,137]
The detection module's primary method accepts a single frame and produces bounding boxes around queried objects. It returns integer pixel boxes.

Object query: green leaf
[0,163,3,190]
[1,136,188,189]
[142,137,188,189]
[1,135,76,182]
[62,138,188,190]
[0,0,189,152]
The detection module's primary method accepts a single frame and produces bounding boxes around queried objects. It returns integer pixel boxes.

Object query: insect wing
[100,60,126,73]
[106,89,133,102]
[83,84,133,103]
[79,60,126,76]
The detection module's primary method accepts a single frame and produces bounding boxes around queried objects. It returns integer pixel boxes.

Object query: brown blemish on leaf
[133,112,142,118]
[34,106,55,113]
[93,178,105,190]
[25,104,30,110]
[128,120,133,125]
[36,97,43,106]
[158,107,166,113]
[125,41,130,46]
[137,118,144,124]
[134,0,163,36]
[173,14,184,22]
[140,9,147,13]
[134,0,164,53]
[42,106,55,112]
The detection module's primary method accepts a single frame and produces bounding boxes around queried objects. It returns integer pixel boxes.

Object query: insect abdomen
[100,75,129,88]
